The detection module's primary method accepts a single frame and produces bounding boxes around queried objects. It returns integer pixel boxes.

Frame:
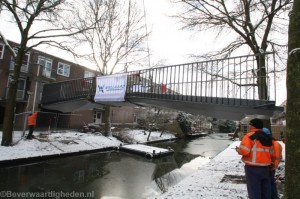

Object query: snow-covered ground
[0,129,176,161]
[0,130,285,199]
[156,140,285,199]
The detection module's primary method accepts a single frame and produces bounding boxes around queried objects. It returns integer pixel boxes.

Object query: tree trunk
[256,53,268,100]
[147,130,151,141]
[1,81,18,146]
[103,105,112,137]
[1,55,23,146]
[285,1,300,198]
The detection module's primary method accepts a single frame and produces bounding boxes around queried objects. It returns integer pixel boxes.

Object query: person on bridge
[236,118,273,199]
[26,111,38,139]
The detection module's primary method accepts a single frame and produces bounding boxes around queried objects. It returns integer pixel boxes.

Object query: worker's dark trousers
[27,125,35,139]
[271,170,280,199]
[245,165,271,199]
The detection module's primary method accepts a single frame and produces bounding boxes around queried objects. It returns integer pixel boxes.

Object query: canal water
[0,133,232,199]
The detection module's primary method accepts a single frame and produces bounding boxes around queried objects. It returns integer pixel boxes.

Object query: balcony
[41,67,57,80]
[4,87,26,101]
[9,61,31,74]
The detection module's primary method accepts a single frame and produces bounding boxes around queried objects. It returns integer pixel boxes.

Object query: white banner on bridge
[94,73,128,102]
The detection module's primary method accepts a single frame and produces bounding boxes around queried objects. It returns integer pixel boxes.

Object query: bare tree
[137,108,164,141]
[70,0,149,74]
[173,0,292,100]
[70,0,149,136]
[0,0,89,146]
[286,1,300,197]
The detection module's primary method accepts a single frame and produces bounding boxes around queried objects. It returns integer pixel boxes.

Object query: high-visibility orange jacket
[238,128,274,166]
[271,139,282,170]
[28,112,38,126]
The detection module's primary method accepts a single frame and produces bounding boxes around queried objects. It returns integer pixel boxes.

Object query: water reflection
[183,133,232,157]
[0,133,232,199]
[144,156,210,198]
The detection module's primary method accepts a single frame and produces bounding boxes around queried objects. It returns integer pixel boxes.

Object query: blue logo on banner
[97,84,125,93]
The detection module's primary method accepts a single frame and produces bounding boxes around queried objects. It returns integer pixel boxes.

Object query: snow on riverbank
[0,130,176,161]
[155,141,286,199]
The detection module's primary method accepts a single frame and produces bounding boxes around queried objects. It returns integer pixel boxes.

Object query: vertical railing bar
[149,68,152,97]
[64,81,69,99]
[210,61,213,103]
[190,64,193,101]
[200,62,203,102]
[141,69,145,96]
[253,56,255,101]
[186,64,189,101]
[221,60,224,104]
[267,54,271,101]
[169,65,172,99]
[72,80,76,99]
[69,80,76,99]
[239,57,242,105]
[216,60,218,103]
[245,57,248,104]
[181,65,184,101]
[195,63,199,102]
[63,81,68,100]
[148,69,151,97]
[227,58,230,104]
[272,53,276,102]
[176,65,179,100]
[142,69,146,97]
[233,58,236,105]
[176,65,178,100]
[79,78,83,98]
[166,66,169,98]
[155,67,158,96]
[159,68,162,95]
[173,65,176,99]
[205,61,208,103]
[158,67,161,95]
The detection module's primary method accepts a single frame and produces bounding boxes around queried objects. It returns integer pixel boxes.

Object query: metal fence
[12,111,84,144]
[126,53,276,101]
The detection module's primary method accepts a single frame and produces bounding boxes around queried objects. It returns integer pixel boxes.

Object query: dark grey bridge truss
[41,53,283,120]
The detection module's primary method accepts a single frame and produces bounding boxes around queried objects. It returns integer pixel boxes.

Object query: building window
[10,48,30,72]
[0,44,4,59]
[57,62,70,77]
[12,48,30,66]
[38,56,53,78]
[93,111,102,124]
[7,77,26,99]
[23,53,30,66]
[84,71,95,78]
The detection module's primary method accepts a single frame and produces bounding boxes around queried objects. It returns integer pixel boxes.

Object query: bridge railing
[42,77,96,104]
[126,53,275,103]
[42,53,276,106]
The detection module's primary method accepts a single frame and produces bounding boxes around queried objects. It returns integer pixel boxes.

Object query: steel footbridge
[41,53,283,120]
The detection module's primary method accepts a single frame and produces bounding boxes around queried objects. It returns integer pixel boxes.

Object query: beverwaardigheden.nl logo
[97,84,126,93]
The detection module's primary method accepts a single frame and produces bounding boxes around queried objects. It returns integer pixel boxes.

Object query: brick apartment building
[0,41,139,130]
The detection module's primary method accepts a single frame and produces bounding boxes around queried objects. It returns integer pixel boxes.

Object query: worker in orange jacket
[262,127,283,199]
[27,111,38,139]
[236,118,273,199]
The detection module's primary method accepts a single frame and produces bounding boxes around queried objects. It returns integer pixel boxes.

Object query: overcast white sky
[0,0,219,65]
[142,0,221,65]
